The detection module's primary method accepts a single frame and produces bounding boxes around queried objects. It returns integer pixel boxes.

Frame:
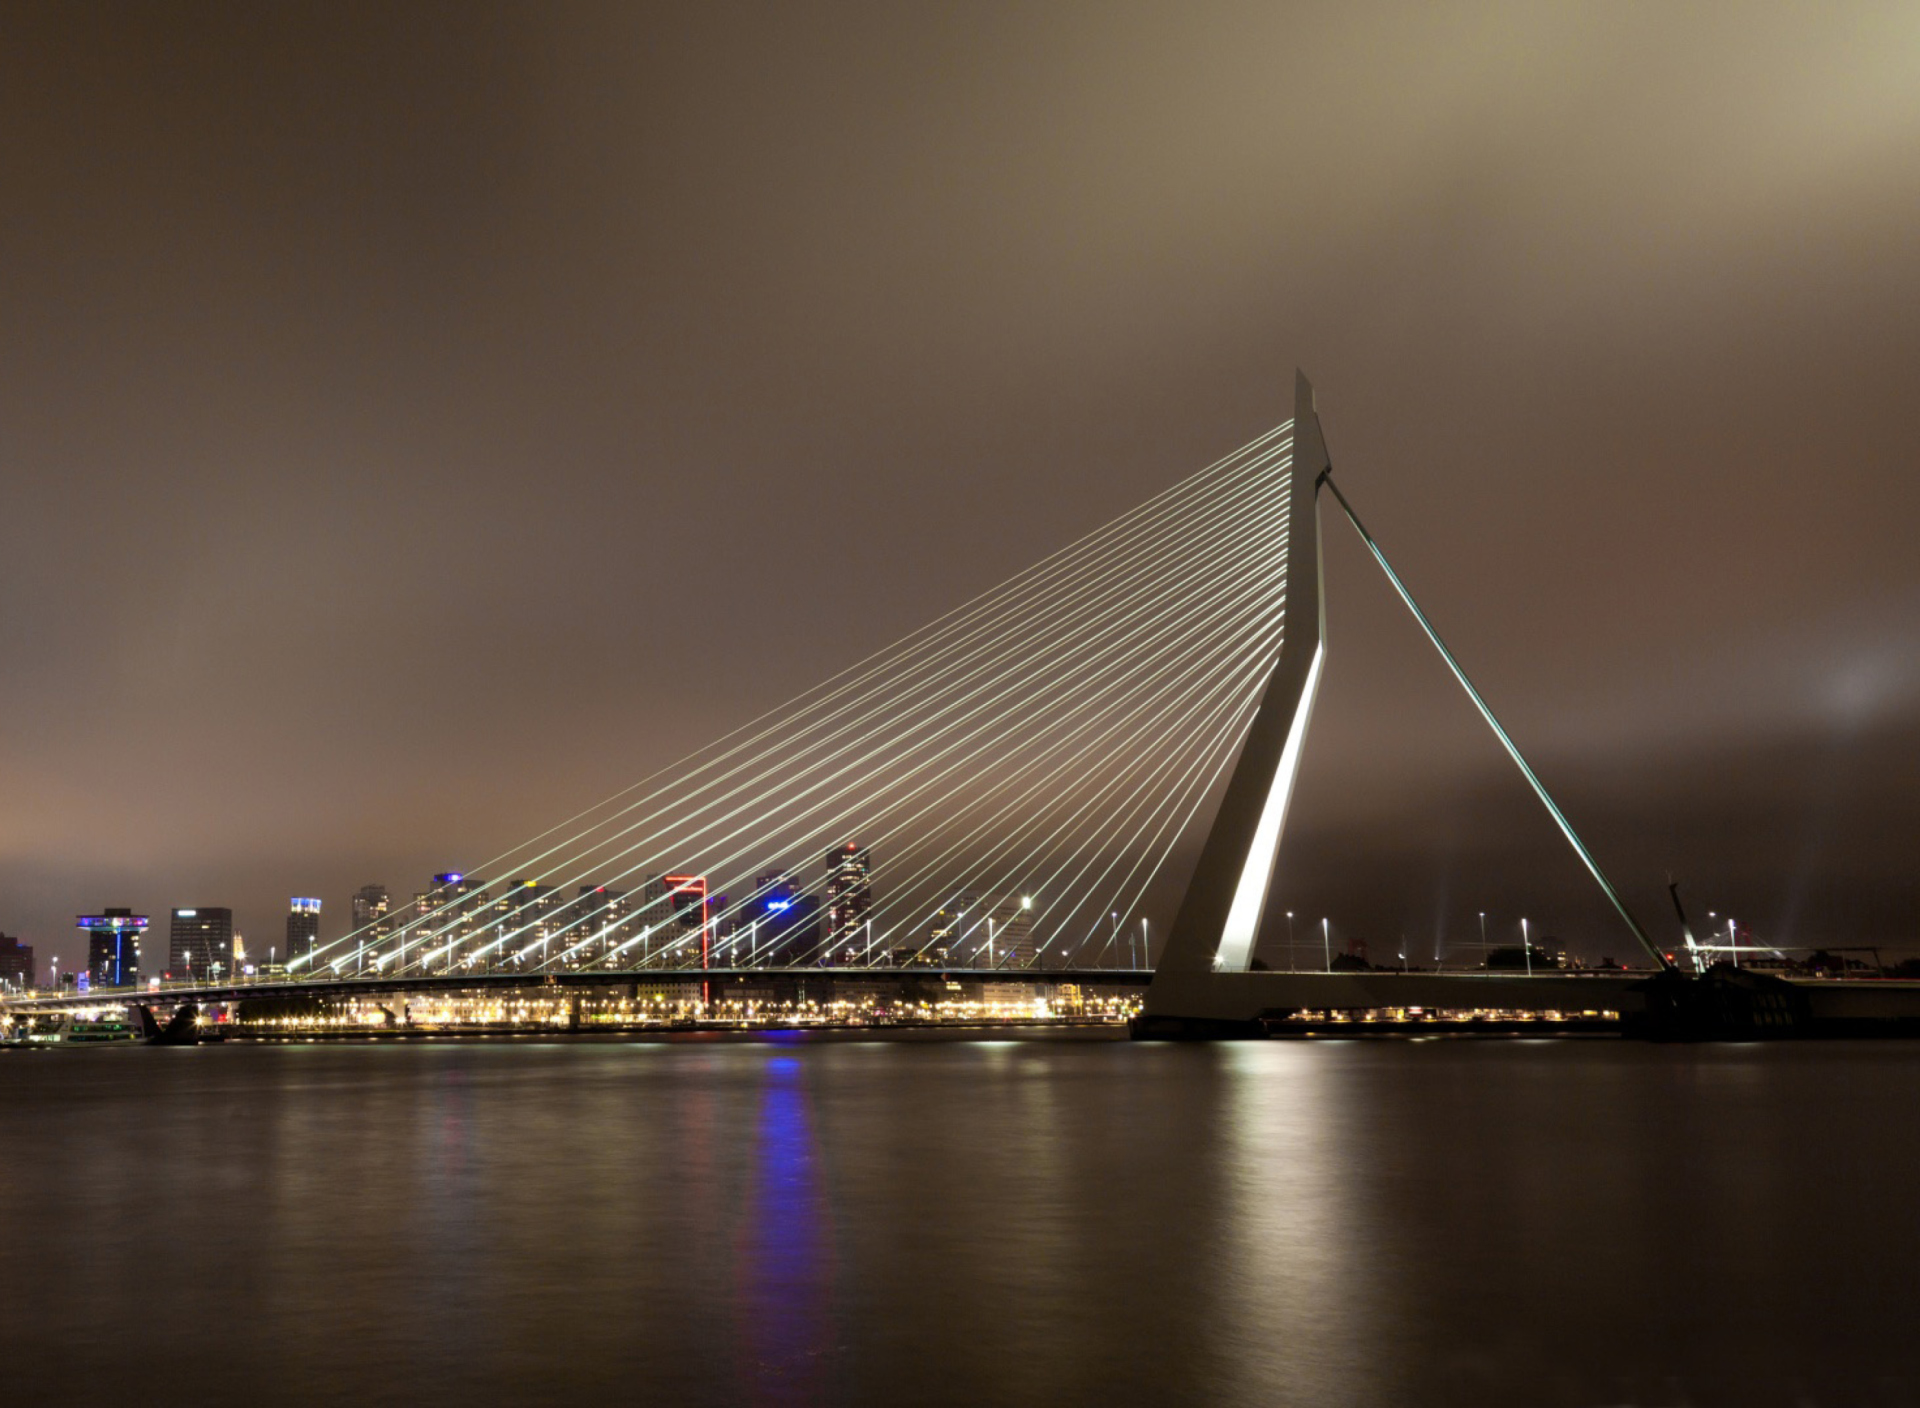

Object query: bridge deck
[4,967,1155,1011]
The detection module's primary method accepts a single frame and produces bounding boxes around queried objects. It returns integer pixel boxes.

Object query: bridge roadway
[3,966,1156,1013]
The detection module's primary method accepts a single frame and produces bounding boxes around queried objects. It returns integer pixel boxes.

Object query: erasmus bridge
[20,373,1917,1039]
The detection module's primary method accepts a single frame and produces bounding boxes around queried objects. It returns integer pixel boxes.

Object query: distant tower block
[414,873,486,970]
[499,881,563,967]
[168,908,234,984]
[662,875,710,967]
[0,932,34,991]
[78,908,148,988]
[351,884,391,970]
[825,843,873,961]
[286,898,321,966]
[991,896,1036,968]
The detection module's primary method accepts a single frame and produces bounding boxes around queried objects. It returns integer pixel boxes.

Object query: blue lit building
[77,909,147,988]
[742,870,820,966]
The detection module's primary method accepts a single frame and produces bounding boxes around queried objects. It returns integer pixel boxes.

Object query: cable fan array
[294,421,1296,978]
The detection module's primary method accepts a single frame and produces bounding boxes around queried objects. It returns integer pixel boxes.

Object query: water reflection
[2,1039,1918,1407]
[733,1055,838,1405]
[1213,1044,1384,1407]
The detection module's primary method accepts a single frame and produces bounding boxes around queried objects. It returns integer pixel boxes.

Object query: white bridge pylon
[1144,370,1670,1032]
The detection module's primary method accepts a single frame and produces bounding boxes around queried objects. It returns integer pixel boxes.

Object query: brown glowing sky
[5,2,1919,972]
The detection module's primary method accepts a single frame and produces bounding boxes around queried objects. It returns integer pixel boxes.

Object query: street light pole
[1521,917,1533,977]
[1322,917,1332,973]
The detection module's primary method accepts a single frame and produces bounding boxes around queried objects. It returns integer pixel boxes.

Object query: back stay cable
[1317,470,1673,972]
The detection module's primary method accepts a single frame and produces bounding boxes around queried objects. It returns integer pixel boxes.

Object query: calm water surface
[2,1034,1915,1407]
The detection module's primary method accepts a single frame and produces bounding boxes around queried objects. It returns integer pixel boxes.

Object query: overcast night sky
[4,2,1918,972]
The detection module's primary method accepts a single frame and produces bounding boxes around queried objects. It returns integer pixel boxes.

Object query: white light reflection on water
[1209,1042,1385,1408]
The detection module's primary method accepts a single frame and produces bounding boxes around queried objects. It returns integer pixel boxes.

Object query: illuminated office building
[413,873,487,970]
[497,881,563,967]
[0,932,37,990]
[631,874,709,965]
[79,909,148,988]
[989,896,1037,968]
[285,897,321,964]
[825,843,872,962]
[168,907,233,983]
[567,885,632,965]
[922,892,978,965]
[350,884,392,969]
[741,870,819,966]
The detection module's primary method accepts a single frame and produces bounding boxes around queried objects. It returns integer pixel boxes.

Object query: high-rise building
[350,884,392,970]
[923,892,977,966]
[168,908,234,982]
[413,873,488,970]
[708,895,740,962]
[988,896,1036,968]
[630,874,711,966]
[285,898,321,965]
[738,870,820,966]
[565,886,633,966]
[497,881,563,967]
[0,932,36,990]
[77,909,147,988]
[663,875,709,968]
[824,843,872,962]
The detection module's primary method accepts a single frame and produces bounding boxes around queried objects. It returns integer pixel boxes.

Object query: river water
[1,1034,1914,1407]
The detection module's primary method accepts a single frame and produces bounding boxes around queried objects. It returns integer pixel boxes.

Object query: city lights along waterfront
[8,377,1918,1045]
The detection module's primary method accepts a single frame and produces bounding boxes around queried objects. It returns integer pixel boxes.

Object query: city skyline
[43,840,1082,987]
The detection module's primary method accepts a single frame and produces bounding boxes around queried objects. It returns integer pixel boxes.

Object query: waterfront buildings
[168,908,234,983]
[286,897,321,964]
[0,932,35,990]
[923,894,975,965]
[989,896,1036,968]
[825,843,872,962]
[497,881,563,967]
[566,885,633,965]
[661,876,709,967]
[739,870,819,965]
[413,873,488,970]
[350,884,391,969]
[78,909,146,988]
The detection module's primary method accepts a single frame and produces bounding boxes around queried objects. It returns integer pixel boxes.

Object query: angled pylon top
[1153,370,1330,974]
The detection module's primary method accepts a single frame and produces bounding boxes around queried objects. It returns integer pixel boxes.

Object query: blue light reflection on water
[734,1051,838,1406]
